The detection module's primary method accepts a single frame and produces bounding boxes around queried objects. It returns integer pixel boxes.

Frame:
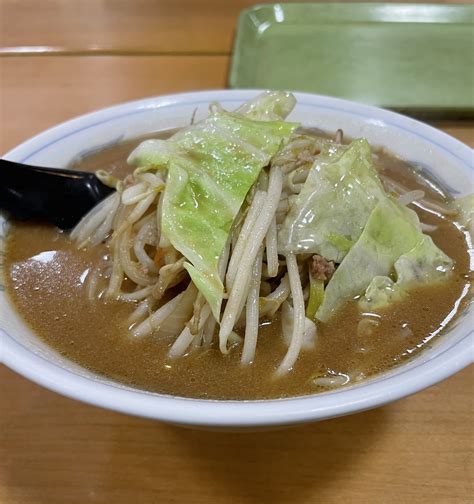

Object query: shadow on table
[1,371,389,504]
[160,408,389,503]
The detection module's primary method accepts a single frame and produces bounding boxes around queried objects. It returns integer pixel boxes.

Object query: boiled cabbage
[317,198,453,321]
[278,139,386,262]
[128,92,298,319]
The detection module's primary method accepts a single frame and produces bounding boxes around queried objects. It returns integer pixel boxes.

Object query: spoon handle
[0,159,115,229]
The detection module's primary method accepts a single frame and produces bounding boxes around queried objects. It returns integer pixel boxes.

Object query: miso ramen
[3,92,472,399]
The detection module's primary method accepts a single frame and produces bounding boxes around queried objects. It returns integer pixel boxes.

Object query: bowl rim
[1,89,473,427]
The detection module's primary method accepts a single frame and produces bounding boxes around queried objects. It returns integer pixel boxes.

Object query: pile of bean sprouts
[71,127,453,374]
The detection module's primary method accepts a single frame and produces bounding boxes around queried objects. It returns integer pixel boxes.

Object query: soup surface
[4,134,472,400]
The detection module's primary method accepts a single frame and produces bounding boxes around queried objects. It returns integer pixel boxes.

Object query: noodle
[265,216,279,278]
[277,253,306,374]
[152,258,185,300]
[128,297,155,325]
[118,227,155,286]
[115,191,158,237]
[120,285,154,302]
[133,292,185,338]
[121,182,148,205]
[397,189,425,206]
[420,222,438,233]
[133,215,159,274]
[88,192,121,247]
[259,274,290,317]
[382,176,456,216]
[168,304,211,357]
[226,190,267,289]
[241,247,264,365]
[219,165,283,352]
[86,268,101,303]
[71,192,119,247]
[168,326,195,358]
[105,244,124,299]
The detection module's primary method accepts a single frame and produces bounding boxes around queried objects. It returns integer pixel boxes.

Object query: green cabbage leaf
[316,198,453,321]
[128,92,298,319]
[452,193,474,235]
[278,139,386,262]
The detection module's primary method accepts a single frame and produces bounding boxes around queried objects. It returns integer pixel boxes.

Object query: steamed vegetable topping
[278,139,386,262]
[277,135,455,322]
[452,193,474,235]
[316,198,453,321]
[71,91,466,375]
[128,93,298,318]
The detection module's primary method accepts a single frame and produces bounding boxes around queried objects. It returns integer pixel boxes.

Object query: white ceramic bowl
[1,90,473,429]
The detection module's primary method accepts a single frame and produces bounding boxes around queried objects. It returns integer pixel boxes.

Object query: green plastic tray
[229,3,474,111]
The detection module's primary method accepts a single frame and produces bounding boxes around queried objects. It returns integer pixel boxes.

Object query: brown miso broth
[3,133,472,400]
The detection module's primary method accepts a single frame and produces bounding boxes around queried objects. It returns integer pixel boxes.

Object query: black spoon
[0,159,115,229]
